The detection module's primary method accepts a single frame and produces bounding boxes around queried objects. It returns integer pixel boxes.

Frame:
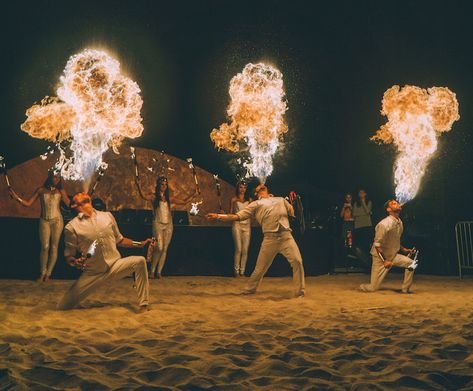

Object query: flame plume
[21,49,143,184]
[371,85,459,204]
[210,63,288,183]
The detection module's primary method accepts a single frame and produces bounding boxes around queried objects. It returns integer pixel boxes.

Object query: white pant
[360,254,415,292]
[232,224,251,275]
[151,221,173,275]
[39,217,64,277]
[245,231,305,296]
[57,256,149,310]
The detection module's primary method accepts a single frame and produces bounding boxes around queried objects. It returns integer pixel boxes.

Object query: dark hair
[43,170,62,190]
[355,190,371,208]
[235,180,250,201]
[384,199,396,212]
[153,176,170,210]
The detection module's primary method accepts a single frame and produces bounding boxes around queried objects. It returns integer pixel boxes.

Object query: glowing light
[210,63,288,183]
[21,49,143,183]
[371,85,459,204]
[189,201,203,216]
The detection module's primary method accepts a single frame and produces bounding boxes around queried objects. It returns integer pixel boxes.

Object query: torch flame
[371,85,459,204]
[210,63,288,183]
[21,49,144,187]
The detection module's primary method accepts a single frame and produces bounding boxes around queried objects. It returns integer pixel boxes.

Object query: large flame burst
[21,49,143,182]
[371,85,459,204]
[210,63,288,183]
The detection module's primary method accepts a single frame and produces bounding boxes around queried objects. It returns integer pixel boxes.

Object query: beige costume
[236,197,305,296]
[151,201,173,276]
[231,200,251,276]
[58,211,149,310]
[360,215,414,293]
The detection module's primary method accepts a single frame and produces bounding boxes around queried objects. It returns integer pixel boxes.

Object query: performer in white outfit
[10,171,70,282]
[230,181,252,277]
[145,176,173,279]
[57,192,151,312]
[207,184,305,297]
[360,199,415,293]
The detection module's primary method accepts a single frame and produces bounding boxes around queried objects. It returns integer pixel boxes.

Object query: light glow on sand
[371,85,459,204]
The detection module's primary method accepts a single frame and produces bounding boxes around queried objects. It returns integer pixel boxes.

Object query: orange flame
[21,49,143,182]
[371,85,459,204]
[210,63,288,183]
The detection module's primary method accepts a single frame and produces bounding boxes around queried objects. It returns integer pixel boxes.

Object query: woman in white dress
[149,176,173,279]
[230,181,252,277]
[9,171,70,282]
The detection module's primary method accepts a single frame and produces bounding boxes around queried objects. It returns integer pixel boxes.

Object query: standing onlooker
[340,193,354,247]
[353,189,373,258]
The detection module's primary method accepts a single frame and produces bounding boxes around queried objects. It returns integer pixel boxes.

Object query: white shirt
[64,211,124,274]
[370,215,403,261]
[236,197,294,234]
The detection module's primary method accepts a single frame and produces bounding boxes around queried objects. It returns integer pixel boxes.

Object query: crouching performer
[360,199,416,294]
[207,184,305,298]
[57,192,151,312]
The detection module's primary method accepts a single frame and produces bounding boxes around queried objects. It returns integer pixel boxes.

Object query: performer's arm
[400,246,413,255]
[373,223,393,268]
[64,226,86,269]
[284,199,295,218]
[118,237,152,248]
[60,188,71,207]
[206,213,240,222]
[10,187,40,207]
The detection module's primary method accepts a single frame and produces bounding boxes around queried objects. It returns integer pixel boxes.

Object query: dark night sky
[1,0,472,217]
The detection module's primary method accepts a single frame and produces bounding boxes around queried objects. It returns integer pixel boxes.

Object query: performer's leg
[360,255,389,292]
[392,253,415,293]
[279,232,305,296]
[150,221,163,277]
[38,218,51,278]
[157,224,173,275]
[244,236,278,294]
[46,217,64,278]
[232,224,242,275]
[240,228,251,276]
[106,256,149,306]
[57,272,109,310]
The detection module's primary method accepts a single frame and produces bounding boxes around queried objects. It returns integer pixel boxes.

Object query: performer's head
[71,192,94,215]
[44,170,62,190]
[154,176,170,208]
[254,183,269,199]
[235,180,250,200]
[384,199,402,215]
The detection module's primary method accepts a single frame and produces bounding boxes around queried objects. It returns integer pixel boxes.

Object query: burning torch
[186,158,201,195]
[189,201,204,217]
[130,147,139,179]
[89,162,108,196]
[80,240,98,270]
[213,174,223,211]
[0,155,11,189]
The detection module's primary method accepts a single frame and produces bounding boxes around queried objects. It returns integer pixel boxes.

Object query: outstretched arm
[10,187,40,207]
[206,213,240,222]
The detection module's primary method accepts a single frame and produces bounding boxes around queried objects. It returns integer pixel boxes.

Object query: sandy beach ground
[1,274,473,390]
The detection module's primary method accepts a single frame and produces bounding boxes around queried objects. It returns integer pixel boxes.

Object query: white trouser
[151,221,173,275]
[39,217,64,277]
[232,224,251,275]
[360,254,415,293]
[57,256,149,310]
[244,231,305,296]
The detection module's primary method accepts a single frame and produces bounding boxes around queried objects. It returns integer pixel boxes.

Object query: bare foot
[138,305,150,313]
[44,275,50,282]
[157,273,162,279]
[37,274,46,283]
[149,274,155,280]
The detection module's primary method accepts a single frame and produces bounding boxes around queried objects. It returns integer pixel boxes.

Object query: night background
[1,0,473,274]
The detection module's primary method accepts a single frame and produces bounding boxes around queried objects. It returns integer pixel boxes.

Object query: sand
[1,274,473,390]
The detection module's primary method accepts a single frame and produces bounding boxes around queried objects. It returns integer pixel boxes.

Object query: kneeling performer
[360,199,416,293]
[207,184,305,297]
[57,192,151,312]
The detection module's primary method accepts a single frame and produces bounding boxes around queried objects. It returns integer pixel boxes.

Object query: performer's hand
[69,256,87,270]
[383,260,393,269]
[206,213,218,220]
[403,247,414,255]
[140,238,152,247]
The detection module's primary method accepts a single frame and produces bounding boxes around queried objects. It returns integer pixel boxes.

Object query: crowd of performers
[8,170,418,312]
